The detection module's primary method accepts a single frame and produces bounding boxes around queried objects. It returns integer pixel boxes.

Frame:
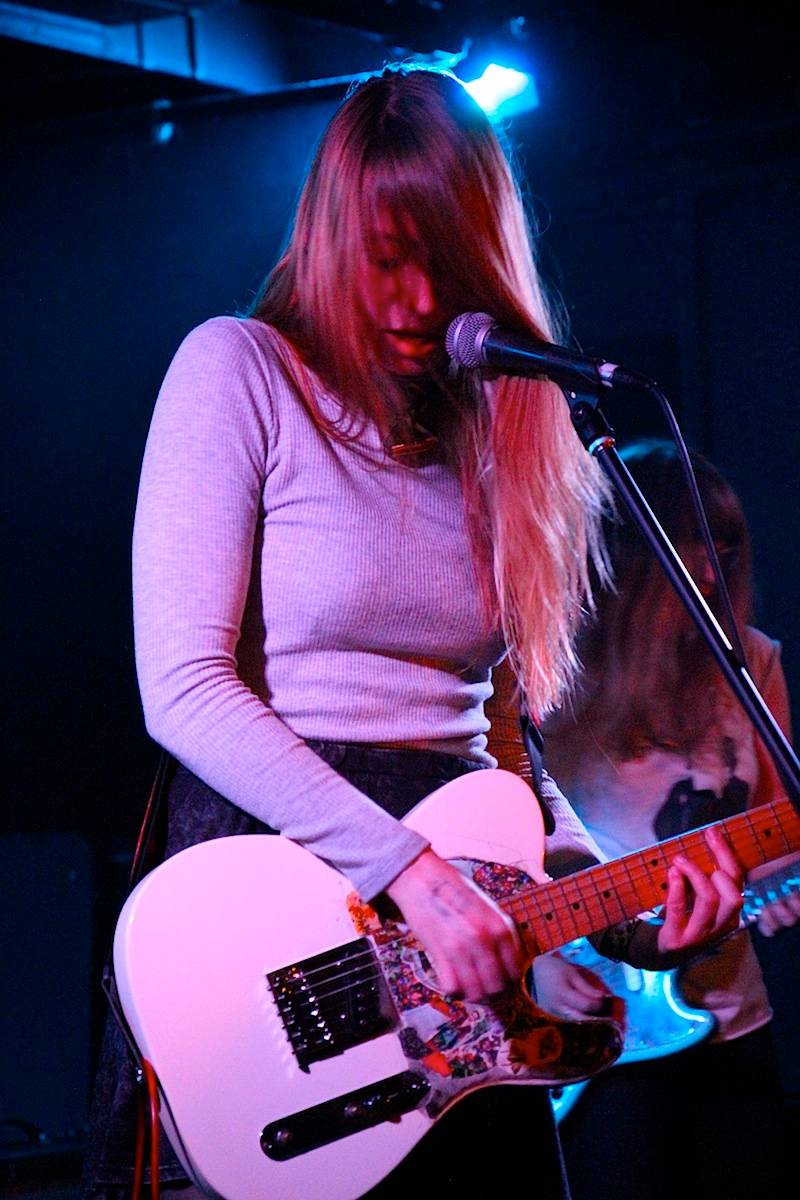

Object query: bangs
[358,170,428,259]
[358,150,524,323]
[361,152,473,248]
[696,474,748,551]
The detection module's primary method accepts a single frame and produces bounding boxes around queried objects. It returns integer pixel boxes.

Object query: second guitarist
[539,441,800,1200]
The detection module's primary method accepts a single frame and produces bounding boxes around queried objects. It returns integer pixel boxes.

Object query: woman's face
[683,538,736,599]
[358,211,446,376]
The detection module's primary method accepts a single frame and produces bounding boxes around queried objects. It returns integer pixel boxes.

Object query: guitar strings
[270,809,798,1003]
[273,863,793,1004]
[507,806,799,948]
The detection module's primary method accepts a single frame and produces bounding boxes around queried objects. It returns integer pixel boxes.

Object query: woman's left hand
[657,825,744,955]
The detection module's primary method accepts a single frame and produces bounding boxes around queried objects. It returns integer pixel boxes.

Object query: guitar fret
[512,885,576,952]
[735,811,773,859]
[734,822,764,863]
[510,797,800,953]
[609,853,651,911]
[592,873,628,927]
[749,809,793,859]
[559,875,589,940]
[584,861,623,931]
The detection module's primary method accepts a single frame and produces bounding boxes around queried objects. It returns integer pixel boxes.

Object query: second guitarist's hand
[533,952,623,1022]
[385,848,525,1002]
[748,851,800,937]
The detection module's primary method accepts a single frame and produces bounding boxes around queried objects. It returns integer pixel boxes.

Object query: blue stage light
[461,63,538,118]
[152,121,175,145]
[150,99,175,146]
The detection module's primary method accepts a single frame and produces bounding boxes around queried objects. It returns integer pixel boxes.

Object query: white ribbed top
[132,317,511,897]
[133,316,601,898]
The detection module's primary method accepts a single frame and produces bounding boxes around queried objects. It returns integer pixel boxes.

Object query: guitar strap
[103,748,175,1028]
[519,704,556,835]
[127,750,175,889]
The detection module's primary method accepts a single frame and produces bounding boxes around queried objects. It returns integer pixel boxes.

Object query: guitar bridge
[267,937,398,1070]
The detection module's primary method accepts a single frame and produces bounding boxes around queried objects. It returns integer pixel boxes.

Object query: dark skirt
[82,743,569,1200]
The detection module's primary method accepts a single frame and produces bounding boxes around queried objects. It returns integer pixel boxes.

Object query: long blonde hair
[254,66,611,717]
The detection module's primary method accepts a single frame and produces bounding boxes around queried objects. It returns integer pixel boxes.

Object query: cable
[129,751,175,890]
[131,1076,146,1200]
[142,1060,161,1200]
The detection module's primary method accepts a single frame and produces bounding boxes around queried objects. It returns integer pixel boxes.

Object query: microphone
[445,311,650,392]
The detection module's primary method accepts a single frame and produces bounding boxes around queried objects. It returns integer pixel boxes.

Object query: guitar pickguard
[348,859,624,1118]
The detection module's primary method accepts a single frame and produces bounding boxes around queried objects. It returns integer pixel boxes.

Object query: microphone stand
[564,389,800,816]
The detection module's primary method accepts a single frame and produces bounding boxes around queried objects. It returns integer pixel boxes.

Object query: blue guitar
[550,858,800,1122]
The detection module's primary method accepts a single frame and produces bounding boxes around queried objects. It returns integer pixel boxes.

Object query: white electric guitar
[114,770,800,1200]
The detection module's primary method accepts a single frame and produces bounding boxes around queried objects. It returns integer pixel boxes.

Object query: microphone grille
[445,311,496,369]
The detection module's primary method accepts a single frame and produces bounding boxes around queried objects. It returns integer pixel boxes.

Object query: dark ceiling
[1,0,798,142]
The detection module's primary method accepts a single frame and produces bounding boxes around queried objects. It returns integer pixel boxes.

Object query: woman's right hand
[385,848,525,1001]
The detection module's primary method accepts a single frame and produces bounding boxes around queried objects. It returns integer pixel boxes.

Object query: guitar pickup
[261,1071,430,1160]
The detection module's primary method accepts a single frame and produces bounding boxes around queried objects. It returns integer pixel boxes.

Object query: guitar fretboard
[504,797,800,955]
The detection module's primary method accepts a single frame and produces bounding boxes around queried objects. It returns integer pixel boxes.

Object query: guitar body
[549,940,715,1123]
[114,770,623,1200]
[550,857,800,1123]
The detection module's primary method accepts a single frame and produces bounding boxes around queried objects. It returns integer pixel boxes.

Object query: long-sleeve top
[133,316,602,898]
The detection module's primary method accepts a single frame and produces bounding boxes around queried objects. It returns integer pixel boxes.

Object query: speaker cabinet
[0,833,93,1150]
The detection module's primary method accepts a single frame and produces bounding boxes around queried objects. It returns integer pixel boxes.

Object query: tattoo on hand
[431,879,472,917]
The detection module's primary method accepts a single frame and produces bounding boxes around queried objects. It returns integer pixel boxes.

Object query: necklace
[385,376,448,466]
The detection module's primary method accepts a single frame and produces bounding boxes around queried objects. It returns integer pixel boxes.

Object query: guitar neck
[742,857,800,925]
[505,797,800,956]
